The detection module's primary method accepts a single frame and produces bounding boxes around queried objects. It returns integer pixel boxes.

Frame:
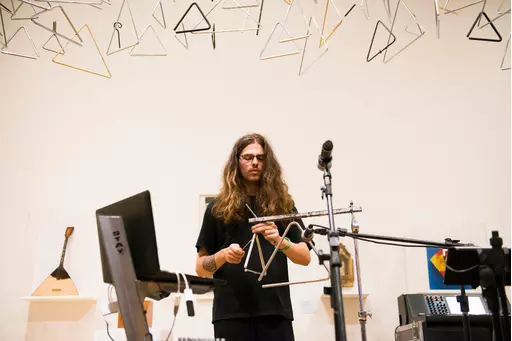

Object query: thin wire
[105,285,115,341]
[105,320,115,341]
[308,224,452,249]
[445,264,479,273]
[165,315,177,341]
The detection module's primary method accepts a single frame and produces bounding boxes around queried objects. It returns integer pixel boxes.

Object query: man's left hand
[251,222,283,246]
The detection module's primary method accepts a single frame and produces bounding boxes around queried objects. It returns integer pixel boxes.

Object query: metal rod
[248,206,362,224]
[350,203,370,341]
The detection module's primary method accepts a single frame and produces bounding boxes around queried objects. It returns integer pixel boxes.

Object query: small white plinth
[21,296,97,303]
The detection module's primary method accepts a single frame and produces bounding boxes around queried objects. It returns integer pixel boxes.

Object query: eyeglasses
[240,154,266,163]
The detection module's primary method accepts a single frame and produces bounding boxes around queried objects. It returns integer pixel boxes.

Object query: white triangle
[43,34,65,55]
[221,0,259,10]
[11,1,37,20]
[152,1,166,29]
[383,0,425,63]
[260,21,301,60]
[129,25,166,56]
[0,26,39,59]
[174,23,188,49]
[299,17,328,76]
[31,6,84,48]
[193,0,261,33]
[405,15,423,37]
[0,0,14,13]
[501,34,511,71]
[107,0,140,55]
[279,0,310,43]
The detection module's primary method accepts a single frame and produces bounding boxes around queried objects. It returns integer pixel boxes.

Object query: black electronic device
[398,293,500,325]
[96,190,226,294]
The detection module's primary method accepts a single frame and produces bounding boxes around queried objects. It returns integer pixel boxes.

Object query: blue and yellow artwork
[426,248,467,290]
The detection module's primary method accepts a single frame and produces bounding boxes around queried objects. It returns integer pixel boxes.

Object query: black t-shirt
[195,198,308,323]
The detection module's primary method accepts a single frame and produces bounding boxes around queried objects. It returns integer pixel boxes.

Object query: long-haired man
[195,133,311,341]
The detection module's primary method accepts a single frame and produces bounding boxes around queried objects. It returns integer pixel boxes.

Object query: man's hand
[251,222,283,247]
[223,243,245,264]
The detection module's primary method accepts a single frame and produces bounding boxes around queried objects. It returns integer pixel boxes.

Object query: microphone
[301,225,315,243]
[317,140,333,170]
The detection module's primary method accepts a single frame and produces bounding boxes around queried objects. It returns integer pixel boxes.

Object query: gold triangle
[52,24,112,79]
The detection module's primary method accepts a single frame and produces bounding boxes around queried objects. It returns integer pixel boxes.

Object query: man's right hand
[223,243,245,264]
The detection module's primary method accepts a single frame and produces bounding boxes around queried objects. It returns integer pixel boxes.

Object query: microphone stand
[350,202,371,341]
[318,163,348,341]
[457,284,472,341]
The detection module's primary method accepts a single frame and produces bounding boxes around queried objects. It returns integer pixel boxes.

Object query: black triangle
[173,2,211,34]
[367,20,396,62]
[467,12,502,42]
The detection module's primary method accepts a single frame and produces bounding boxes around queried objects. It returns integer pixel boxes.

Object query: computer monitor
[96,190,160,284]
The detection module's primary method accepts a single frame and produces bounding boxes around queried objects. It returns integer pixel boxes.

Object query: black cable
[309,224,463,248]
[351,235,440,248]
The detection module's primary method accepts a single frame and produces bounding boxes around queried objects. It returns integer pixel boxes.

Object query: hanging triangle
[43,33,65,55]
[299,17,328,76]
[152,0,166,29]
[0,5,7,48]
[243,234,268,277]
[260,21,301,60]
[0,0,14,13]
[442,0,482,15]
[405,14,423,37]
[42,21,65,54]
[383,0,425,63]
[174,2,211,34]
[0,25,39,59]
[366,20,395,62]
[189,0,262,34]
[258,221,331,287]
[319,2,355,47]
[31,6,83,47]
[53,24,112,79]
[501,34,510,70]
[467,12,502,42]
[498,0,510,14]
[221,0,259,10]
[129,24,167,56]
[174,23,188,49]
[11,1,37,20]
[279,0,310,43]
[360,0,369,19]
[106,0,140,55]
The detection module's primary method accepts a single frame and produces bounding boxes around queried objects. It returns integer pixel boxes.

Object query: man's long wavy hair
[212,133,295,224]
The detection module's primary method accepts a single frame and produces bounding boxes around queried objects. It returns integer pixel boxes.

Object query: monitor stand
[98,215,153,341]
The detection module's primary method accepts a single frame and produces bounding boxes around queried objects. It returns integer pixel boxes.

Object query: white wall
[0,0,510,339]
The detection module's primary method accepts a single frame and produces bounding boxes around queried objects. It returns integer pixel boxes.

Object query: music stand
[444,231,511,341]
[96,190,223,341]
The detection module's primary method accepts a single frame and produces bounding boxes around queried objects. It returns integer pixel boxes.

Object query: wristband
[278,237,291,252]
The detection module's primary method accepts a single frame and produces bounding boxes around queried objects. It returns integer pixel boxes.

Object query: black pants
[213,315,295,341]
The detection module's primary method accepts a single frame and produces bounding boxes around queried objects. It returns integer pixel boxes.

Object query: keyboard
[141,270,227,295]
